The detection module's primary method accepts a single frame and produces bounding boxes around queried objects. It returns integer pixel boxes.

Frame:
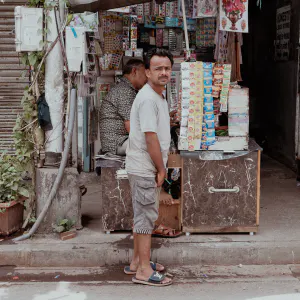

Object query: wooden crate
[157,154,183,231]
[167,153,182,168]
[156,198,181,231]
[182,150,261,233]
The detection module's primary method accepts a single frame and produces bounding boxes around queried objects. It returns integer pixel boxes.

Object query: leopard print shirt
[99,77,137,154]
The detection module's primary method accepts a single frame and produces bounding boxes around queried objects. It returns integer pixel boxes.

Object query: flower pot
[0,201,24,236]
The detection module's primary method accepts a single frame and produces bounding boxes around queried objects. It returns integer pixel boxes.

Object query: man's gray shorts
[128,174,160,235]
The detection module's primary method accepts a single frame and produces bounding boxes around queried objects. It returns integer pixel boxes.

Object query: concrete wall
[36,168,82,233]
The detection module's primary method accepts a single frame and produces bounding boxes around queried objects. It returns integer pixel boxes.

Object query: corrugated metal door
[0,0,29,154]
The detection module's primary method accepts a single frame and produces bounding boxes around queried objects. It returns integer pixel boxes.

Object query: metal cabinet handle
[208,186,240,193]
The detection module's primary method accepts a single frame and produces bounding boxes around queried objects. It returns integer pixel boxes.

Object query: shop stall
[70,0,261,235]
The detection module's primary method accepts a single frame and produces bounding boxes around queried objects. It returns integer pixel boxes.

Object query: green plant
[13,88,37,164]
[52,218,76,233]
[0,152,30,203]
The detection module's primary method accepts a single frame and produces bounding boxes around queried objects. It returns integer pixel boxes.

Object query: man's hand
[156,169,166,187]
[169,110,179,127]
[145,132,166,184]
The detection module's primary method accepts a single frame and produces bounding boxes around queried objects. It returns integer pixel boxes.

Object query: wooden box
[181,147,261,234]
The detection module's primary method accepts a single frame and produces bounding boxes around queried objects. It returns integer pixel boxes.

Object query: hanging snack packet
[204,70,213,78]
[204,95,213,104]
[206,128,215,138]
[206,136,216,146]
[204,86,213,94]
[204,78,213,86]
[204,103,214,113]
[205,119,215,129]
[180,126,188,137]
[223,64,232,71]
[203,62,213,69]
[212,86,220,98]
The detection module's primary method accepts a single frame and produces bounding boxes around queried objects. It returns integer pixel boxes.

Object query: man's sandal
[124,261,165,275]
[152,224,182,238]
[132,271,173,287]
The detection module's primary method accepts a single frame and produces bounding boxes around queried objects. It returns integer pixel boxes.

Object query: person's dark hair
[144,48,174,70]
[123,59,145,75]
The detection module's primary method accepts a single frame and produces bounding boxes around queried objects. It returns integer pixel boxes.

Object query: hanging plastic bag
[37,93,53,131]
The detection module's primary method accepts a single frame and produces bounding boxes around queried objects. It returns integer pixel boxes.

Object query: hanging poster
[70,12,99,32]
[108,6,130,13]
[194,0,218,18]
[219,0,248,33]
[275,5,291,61]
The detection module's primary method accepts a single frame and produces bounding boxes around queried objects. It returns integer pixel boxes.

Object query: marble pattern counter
[101,167,133,232]
[182,150,260,233]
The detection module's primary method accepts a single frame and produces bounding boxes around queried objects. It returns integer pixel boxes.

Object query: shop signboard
[275,5,291,61]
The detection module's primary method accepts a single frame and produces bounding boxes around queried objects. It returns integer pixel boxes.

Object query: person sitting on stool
[99,59,147,156]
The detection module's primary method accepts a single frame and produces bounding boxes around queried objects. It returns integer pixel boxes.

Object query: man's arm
[117,89,135,134]
[124,120,130,133]
[145,132,166,187]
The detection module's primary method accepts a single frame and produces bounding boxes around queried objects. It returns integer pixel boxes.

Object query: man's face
[146,55,172,87]
[133,66,147,90]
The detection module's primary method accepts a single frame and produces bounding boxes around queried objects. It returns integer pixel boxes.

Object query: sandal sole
[152,232,182,239]
[132,277,173,287]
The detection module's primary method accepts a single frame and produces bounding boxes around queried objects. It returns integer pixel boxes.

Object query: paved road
[0,265,299,300]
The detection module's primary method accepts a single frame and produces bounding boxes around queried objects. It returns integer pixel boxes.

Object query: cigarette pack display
[228,88,249,137]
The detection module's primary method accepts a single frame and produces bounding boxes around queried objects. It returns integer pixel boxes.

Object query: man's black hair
[123,59,145,75]
[144,48,174,70]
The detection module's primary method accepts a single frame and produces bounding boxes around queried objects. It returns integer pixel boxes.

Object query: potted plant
[0,152,30,235]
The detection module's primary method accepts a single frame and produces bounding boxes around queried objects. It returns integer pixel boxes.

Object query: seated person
[99,59,147,155]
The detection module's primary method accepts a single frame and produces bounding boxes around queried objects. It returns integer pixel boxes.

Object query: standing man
[125,48,173,286]
[99,59,147,156]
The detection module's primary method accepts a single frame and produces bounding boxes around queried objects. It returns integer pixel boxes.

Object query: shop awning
[69,0,174,13]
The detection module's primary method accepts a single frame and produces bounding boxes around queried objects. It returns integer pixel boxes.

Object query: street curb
[1,240,300,267]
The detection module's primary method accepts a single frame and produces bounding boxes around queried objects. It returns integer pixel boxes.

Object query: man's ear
[145,69,151,78]
[131,67,137,76]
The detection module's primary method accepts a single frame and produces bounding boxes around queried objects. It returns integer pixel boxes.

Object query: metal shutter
[0,0,29,154]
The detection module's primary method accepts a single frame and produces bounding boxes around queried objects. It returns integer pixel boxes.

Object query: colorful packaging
[205,119,215,129]
[204,79,213,86]
[204,70,213,77]
[203,62,213,69]
[204,103,214,113]
[204,114,214,121]
[206,129,215,138]
[204,87,213,94]
[204,95,213,104]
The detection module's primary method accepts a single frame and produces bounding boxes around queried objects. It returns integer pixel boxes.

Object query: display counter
[99,140,261,235]
[181,139,261,234]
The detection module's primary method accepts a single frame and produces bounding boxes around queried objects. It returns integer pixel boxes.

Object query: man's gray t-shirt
[126,83,171,178]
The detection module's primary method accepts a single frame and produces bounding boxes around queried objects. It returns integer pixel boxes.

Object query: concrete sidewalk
[0,156,300,267]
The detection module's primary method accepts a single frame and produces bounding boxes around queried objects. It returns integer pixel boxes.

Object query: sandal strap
[149,271,166,282]
[150,261,156,270]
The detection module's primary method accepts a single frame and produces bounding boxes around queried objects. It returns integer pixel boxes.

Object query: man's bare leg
[135,234,171,284]
[129,233,139,271]
[129,233,165,272]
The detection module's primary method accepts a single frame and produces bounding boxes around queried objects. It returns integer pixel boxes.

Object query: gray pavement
[0,265,300,300]
[1,156,299,267]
